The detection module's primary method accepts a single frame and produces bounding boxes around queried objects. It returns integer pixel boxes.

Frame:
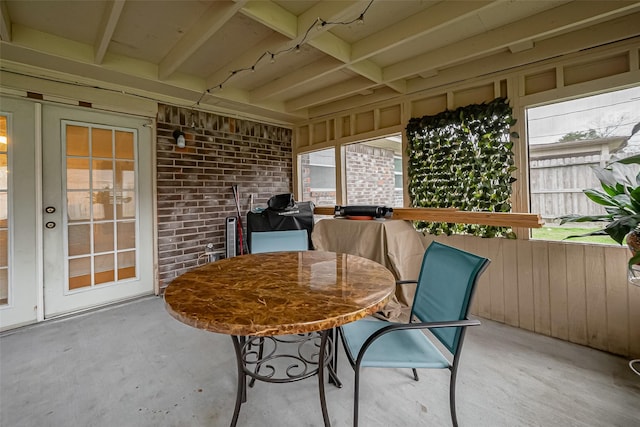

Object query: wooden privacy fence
[528,137,628,222]
[529,154,604,221]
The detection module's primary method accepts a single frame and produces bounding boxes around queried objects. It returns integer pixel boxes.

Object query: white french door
[0,98,154,330]
[42,104,154,318]
[0,97,39,329]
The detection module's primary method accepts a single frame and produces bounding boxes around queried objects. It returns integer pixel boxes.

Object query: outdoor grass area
[531,226,619,245]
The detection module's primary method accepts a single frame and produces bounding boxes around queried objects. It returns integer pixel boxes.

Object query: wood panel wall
[419,234,640,359]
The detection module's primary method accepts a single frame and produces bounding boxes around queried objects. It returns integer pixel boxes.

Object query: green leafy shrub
[559,122,640,266]
[406,97,517,238]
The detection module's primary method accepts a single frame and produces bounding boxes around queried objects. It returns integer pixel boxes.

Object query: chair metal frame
[339,241,490,427]
[246,229,343,392]
[247,229,313,387]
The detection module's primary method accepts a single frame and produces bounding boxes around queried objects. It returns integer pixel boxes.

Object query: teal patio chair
[250,229,309,253]
[339,241,490,426]
[247,229,311,387]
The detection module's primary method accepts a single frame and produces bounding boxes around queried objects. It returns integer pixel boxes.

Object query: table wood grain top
[164,251,396,337]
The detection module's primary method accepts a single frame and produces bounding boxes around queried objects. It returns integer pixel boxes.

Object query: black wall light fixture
[173,129,186,148]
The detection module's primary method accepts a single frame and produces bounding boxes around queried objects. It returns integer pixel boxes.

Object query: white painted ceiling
[0,0,639,124]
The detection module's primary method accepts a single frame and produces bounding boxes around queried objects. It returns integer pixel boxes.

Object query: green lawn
[531,226,619,245]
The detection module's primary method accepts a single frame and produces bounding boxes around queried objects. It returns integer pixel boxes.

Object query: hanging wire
[192,0,375,108]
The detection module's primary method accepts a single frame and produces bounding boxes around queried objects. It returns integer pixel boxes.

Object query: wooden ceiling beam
[287,0,501,100]
[285,76,375,112]
[307,86,400,119]
[384,0,640,82]
[405,13,640,95]
[204,32,285,90]
[94,0,125,64]
[0,0,12,42]
[250,57,341,101]
[351,0,499,62]
[2,24,304,122]
[239,0,297,38]
[158,0,247,80]
[308,30,403,92]
[298,0,368,33]
[243,0,404,102]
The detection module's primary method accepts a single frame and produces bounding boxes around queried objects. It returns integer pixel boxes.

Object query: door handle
[45,221,56,229]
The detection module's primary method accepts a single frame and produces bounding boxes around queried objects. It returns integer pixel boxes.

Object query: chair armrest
[406,319,481,329]
[362,319,480,349]
[371,318,480,336]
[352,318,481,360]
[396,279,418,286]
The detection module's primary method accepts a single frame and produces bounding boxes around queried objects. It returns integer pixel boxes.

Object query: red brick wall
[300,154,337,205]
[345,144,396,205]
[300,144,399,207]
[156,105,292,287]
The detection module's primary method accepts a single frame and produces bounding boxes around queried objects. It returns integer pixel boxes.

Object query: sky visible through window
[527,86,640,155]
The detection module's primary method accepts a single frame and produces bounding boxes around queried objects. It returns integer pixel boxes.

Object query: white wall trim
[34,102,43,322]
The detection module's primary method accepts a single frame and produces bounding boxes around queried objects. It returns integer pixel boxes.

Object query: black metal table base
[229,329,339,427]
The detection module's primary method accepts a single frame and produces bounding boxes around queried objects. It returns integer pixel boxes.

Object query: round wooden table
[164,250,396,427]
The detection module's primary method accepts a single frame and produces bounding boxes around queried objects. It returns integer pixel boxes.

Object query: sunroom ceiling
[1,0,639,124]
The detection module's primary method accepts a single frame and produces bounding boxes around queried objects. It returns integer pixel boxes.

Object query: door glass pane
[92,128,113,158]
[67,191,91,222]
[0,153,7,189]
[93,191,112,220]
[115,131,134,159]
[0,193,6,228]
[117,251,136,280]
[0,269,8,305]
[69,257,91,290]
[68,224,91,256]
[118,191,135,219]
[93,160,114,190]
[115,161,135,219]
[0,230,6,269]
[66,125,89,156]
[93,160,114,220]
[116,160,135,190]
[0,116,7,305]
[117,221,135,250]
[93,222,114,253]
[65,123,138,291]
[66,158,90,190]
[94,254,115,285]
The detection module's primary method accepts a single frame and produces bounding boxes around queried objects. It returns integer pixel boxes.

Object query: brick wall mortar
[156,104,292,287]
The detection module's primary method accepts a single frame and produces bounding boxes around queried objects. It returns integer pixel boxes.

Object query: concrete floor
[1,296,639,427]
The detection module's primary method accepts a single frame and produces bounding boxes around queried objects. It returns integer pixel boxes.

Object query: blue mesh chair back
[250,230,309,253]
[339,240,489,426]
[411,241,487,354]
